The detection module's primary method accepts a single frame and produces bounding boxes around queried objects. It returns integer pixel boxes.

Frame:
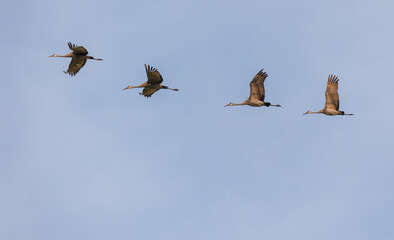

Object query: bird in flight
[303,74,353,116]
[49,42,102,76]
[123,64,179,98]
[225,68,281,107]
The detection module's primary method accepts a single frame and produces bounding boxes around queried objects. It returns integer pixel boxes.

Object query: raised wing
[324,74,340,110]
[249,69,268,101]
[64,55,87,76]
[141,85,161,98]
[68,42,88,55]
[145,64,163,84]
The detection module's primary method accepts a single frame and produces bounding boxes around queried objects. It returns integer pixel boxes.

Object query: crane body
[225,68,281,108]
[49,42,102,76]
[303,74,353,116]
[123,64,179,98]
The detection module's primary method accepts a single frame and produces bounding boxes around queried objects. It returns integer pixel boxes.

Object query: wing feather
[141,85,160,97]
[64,55,87,76]
[324,74,340,110]
[145,64,163,84]
[68,42,88,55]
[249,69,268,101]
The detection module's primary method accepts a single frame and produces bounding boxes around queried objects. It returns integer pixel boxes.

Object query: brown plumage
[49,42,102,76]
[303,74,353,116]
[225,68,281,107]
[249,69,268,102]
[123,64,179,98]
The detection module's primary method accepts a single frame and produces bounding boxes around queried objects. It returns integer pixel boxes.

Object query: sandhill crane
[49,42,102,76]
[303,74,353,116]
[123,64,179,98]
[225,68,281,107]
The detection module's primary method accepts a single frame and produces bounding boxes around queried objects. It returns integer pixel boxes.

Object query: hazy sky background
[1,0,394,239]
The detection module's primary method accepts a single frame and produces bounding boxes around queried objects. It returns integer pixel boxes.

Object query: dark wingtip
[63,70,75,77]
[328,74,339,84]
[257,68,268,77]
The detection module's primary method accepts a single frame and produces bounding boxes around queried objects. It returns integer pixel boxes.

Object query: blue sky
[1,0,394,239]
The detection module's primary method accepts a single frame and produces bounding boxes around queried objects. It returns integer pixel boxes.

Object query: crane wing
[249,69,268,101]
[64,55,87,76]
[324,74,340,110]
[68,42,88,55]
[145,64,163,84]
[141,85,160,97]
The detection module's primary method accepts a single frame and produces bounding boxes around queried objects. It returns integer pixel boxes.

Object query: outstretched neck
[49,53,73,58]
[226,101,249,107]
[123,85,142,90]
[123,82,147,90]
[233,102,248,106]
[309,110,324,114]
[303,109,324,115]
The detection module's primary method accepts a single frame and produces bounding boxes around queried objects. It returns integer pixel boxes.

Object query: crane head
[224,102,234,107]
[303,110,311,115]
[48,54,57,57]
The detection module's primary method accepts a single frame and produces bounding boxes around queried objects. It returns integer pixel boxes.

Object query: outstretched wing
[324,74,340,110]
[64,55,87,76]
[145,64,163,84]
[68,42,88,55]
[249,69,268,101]
[141,85,161,97]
